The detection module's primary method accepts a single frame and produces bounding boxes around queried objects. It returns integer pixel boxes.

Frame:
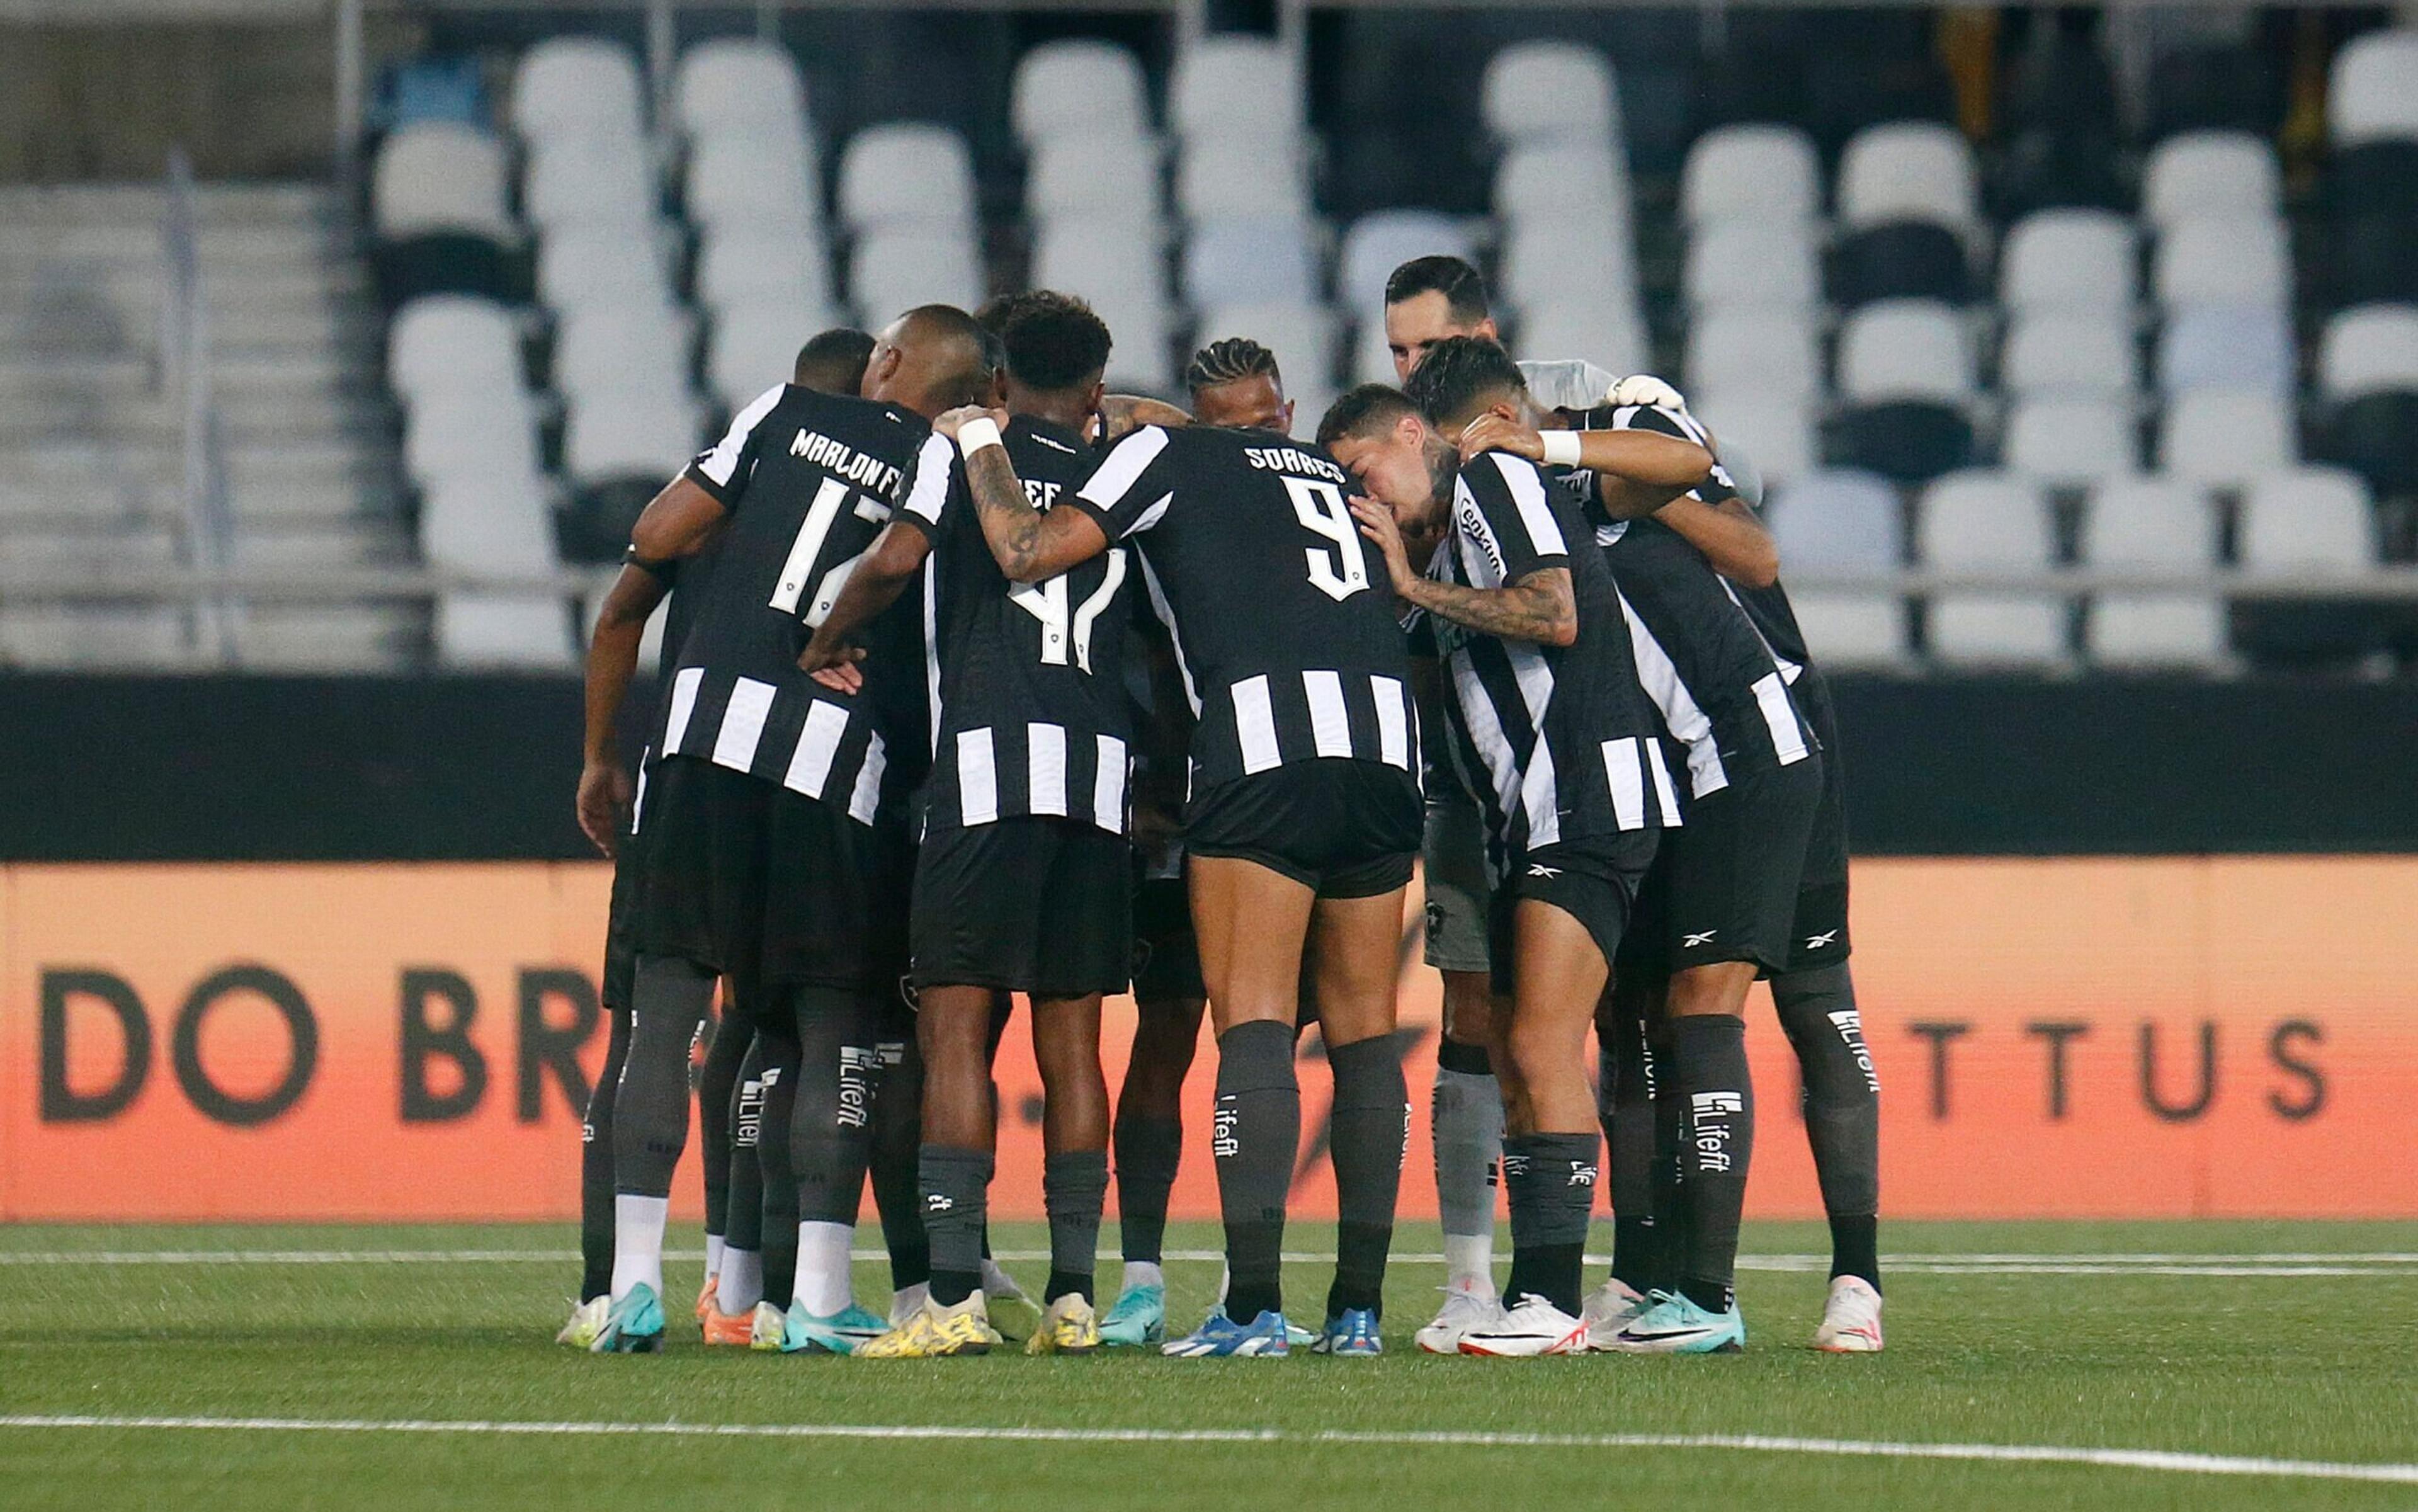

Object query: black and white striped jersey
[1423,452,1678,870]
[1067,424,1417,795]
[894,415,1138,834]
[655,382,936,824]
[1558,402,1815,799]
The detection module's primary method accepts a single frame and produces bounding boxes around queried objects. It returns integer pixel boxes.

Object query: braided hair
[1184,336,1281,396]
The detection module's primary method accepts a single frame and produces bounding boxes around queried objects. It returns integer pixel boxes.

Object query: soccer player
[1322,366,1705,1354]
[574,306,991,1353]
[798,293,1132,1358]
[922,396,1420,1358]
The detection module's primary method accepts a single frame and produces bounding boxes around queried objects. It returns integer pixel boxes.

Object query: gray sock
[1212,1019,1298,1323]
[612,955,716,1198]
[1043,1150,1109,1303]
[919,1144,992,1308]
[1431,1057,1504,1250]
[1327,1035,1407,1318]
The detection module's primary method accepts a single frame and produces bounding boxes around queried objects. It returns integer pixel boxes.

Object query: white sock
[793,1221,854,1316]
[704,1233,725,1283]
[1443,1234,1497,1293]
[609,1194,669,1300]
[717,1246,763,1314]
[1120,1259,1165,1293]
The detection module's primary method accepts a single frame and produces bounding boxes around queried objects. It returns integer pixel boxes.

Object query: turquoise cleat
[1098,1282,1167,1347]
[589,1283,665,1354]
[780,1300,890,1355]
[1311,1307,1383,1356]
[1606,1291,1747,1354]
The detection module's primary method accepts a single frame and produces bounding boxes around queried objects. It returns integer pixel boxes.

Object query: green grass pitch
[2,1220,2414,1510]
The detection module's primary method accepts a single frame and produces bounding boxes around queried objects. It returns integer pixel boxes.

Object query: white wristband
[954,418,1003,457]
[1539,429,1583,467]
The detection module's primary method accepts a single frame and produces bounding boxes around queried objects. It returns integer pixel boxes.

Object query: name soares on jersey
[1243,445,1349,485]
[788,428,904,497]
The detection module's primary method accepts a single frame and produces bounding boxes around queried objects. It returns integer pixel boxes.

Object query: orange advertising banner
[3,858,2414,1222]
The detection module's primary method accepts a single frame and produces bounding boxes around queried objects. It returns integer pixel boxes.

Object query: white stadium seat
[1171,37,1299,145]
[2080,477,2225,669]
[1687,305,1820,400]
[2000,312,2140,399]
[2317,304,2418,399]
[1681,124,1820,227]
[1685,218,1819,310]
[421,472,555,574]
[1918,470,2066,667]
[1029,221,1176,390]
[436,596,576,669]
[848,226,985,321]
[1693,390,1819,488]
[389,296,522,402]
[1183,217,1317,310]
[550,303,693,403]
[837,124,977,232]
[2003,395,2138,485]
[521,137,654,233]
[404,388,543,492]
[1337,211,1474,317]
[2239,468,2376,574]
[373,124,511,241]
[1197,300,1338,406]
[1013,40,1150,145]
[2142,132,2280,226]
[536,228,666,314]
[1512,300,1649,377]
[1998,209,2136,314]
[511,37,644,142]
[1836,122,1978,234]
[1766,469,1907,666]
[1482,40,1619,145]
[1027,137,1163,224]
[1178,138,1311,223]
[695,225,835,319]
[563,387,702,487]
[688,130,820,234]
[2158,389,2298,486]
[1500,222,1641,334]
[673,38,808,143]
[2157,304,2295,397]
[1836,299,1973,403]
[707,309,819,410]
[2327,28,2418,145]
[2154,217,2291,309]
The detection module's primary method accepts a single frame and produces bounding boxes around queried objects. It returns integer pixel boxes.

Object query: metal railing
[158,147,238,664]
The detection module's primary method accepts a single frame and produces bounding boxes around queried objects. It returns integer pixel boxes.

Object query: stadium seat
[421,472,556,576]
[2000,312,2139,399]
[561,389,705,559]
[687,131,821,235]
[2159,389,2298,487]
[1836,122,1979,237]
[1830,401,1975,484]
[2153,217,2291,309]
[1829,220,1972,309]
[389,296,523,402]
[1027,137,1162,224]
[2002,395,2138,486]
[1917,470,2066,667]
[837,124,977,232]
[1836,299,1972,403]
[2157,305,2295,397]
[370,124,517,304]
[1681,124,1820,227]
[2147,45,2283,142]
[1482,41,1620,146]
[1693,390,1818,489]
[2141,132,2281,226]
[2318,304,2418,398]
[1028,220,1176,390]
[707,309,821,411]
[1336,211,1473,317]
[1495,143,1628,226]
[2233,467,2383,664]
[1170,37,1299,147]
[1181,217,1317,311]
[549,304,693,403]
[2325,391,2418,497]
[848,226,985,321]
[1349,319,1396,386]
[1012,40,1150,145]
[1994,124,2130,219]
[436,596,576,668]
[521,137,654,233]
[1687,306,1820,400]
[2327,28,2418,147]
[1178,139,1311,224]
[2080,477,2226,669]
[403,388,543,492]
[1499,215,1639,319]
[536,229,667,314]
[511,37,644,143]
[2329,211,2418,305]
[695,225,835,321]
[1512,300,1649,377]
[1684,218,1819,311]
[1198,300,1337,412]
[1766,469,1907,666]
[673,38,807,143]
[1996,209,2136,316]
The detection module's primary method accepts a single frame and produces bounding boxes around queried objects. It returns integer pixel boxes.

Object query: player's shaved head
[1403,334,1530,434]
[1382,255,1499,382]
[793,327,875,394]
[863,304,1000,419]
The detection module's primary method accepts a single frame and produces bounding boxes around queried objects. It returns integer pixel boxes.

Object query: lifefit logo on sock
[1570,1161,1598,1188]
[1827,1009,1880,1093]
[1500,1152,1530,1181]
[1212,1097,1240,1158]
[924,1193,955,1215]
[1683,929,1719,948]
[735,1076,767,1149]
[1689,1091,1744,1173]
[1803,929,1839,950]
[836,1045,880,1129]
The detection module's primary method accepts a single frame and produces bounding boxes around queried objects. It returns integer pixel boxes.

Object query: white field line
[0,1414,2412,1486]
[2,1248,2417,1277]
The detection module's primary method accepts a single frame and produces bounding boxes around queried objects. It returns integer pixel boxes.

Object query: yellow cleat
[748,1300,787,1352]
[1025,1293,1101,1356]
[854,1293,1000,1359]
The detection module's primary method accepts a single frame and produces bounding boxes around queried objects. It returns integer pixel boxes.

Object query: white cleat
[889,1282,931,1331]
[1581,1276,1648,1352]
[555,1296,610,1348]
[1415,1280,1506,1355]
[1812,1275,1884,1353]
[1458,1294,1588,1357]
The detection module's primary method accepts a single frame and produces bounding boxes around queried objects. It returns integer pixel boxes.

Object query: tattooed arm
[938,406,1111,584]
[1351,495,1578,647]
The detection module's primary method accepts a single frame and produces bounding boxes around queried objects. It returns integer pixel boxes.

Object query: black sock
[1648,1024,1686,1295]
[750,1026,803,1309]
[870,1032,929,1290]
[1672,1014,1753,1315]
[1436,1037,1491,1076]
[1610,1216,1659,1295]
[1325,1035,1407,1320]
[578,1001,630,1302]
[1829,1214,1880,1292]
[1112,1112,1183,1266]
[919,1144,992,1307]
[1043,1150,1108,1304]
[1212,1020,1298,1324]
[1502,1132,1598,1316]
[1773,964,1882,1291]
[613,956,716,1197]
[1601,993,1662,1296]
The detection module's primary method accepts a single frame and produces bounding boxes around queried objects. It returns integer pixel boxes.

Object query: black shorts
[1185,758,1422,899]
[1621,755,1824,979]
[1488,829,1663,998]
[1781,673,1852,975]
[1130,872,1205,1004]
[628,754,912,991]
[911,817,1133,998]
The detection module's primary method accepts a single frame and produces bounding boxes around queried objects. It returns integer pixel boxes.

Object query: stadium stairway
[0,183,416,670]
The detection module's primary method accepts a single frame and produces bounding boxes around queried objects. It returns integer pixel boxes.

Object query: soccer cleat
[982,1260,1042,1341]
[888,1282,930,1329]
[555,1296,610,1348]
[1284,1320,1317,1347]
[1025,1293,1103,1356]
[1097,1282,1166,1346]
[854,1293,999,1359]
[589,1283,666,1354]
[780,1300,892,1356]
[1607,1290,1746,1355]
[701,1305,756,1347]
[1162,1309,1291,1358]
[1311,1307,1383,1356]
[1581,1276,1649,1352]
[694,1274,718,1324]
[748,1300,787,1352]
[1415,1280,1506,1355]
[1459,1294,1587,1357]
[1811,1275,1884,1353]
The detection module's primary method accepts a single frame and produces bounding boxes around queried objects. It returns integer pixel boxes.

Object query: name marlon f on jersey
[788,426,906,498]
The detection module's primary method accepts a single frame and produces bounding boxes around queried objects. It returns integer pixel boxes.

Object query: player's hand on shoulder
[1609,373,1690,414]
[575,761,632,858]
[1458,413,1543,464]
[933,404,1010,441]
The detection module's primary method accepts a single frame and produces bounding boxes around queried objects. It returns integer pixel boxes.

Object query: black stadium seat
[1830,401,1976,484]
[2329,139,2418,219]
[2330,213,2418,305]
[1995,126,2129,218]
[372,230,525,309]
[1829,220,1971,309]
[2326,390,2418,497]
[2147,45,2285,141]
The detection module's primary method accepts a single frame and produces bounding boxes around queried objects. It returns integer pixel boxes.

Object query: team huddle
[565,253,1885,1360]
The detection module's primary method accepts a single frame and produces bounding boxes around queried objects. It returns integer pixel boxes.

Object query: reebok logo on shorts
[1526,863,1562,878]
[1803,929,1839,950]
[1683,928,1719,948]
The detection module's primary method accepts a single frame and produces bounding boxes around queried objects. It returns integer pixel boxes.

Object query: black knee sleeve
[786,986,882,1225]
[870,1023,928,1289]
[724,1034,769,1251]
[746,1025,803,1305]
[579,1000,632,1301]
[613,955,716,1198]
[698,981,759,1236]
[1773,963,1880,1219]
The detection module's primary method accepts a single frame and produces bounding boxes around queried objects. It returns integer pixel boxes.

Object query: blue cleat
[1098,1282,1166,1347]
[1161,1308,1291,1358]
[1310,1307,1383,1356]
[1606,1290,1747,1354]
[589,1283,665,1354]
[781,1300,890,1355]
